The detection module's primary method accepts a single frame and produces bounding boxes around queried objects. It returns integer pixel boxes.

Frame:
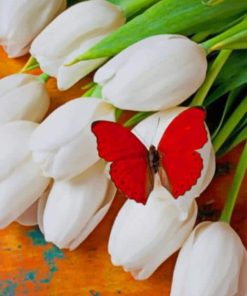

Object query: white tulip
[94,34,207,111]
[0,121,50,228]
[0,74,50,126]
[0,0,66,57]
[109,184,198,280]
[171,222,247,296]
[31,0,125,90]
[108,108,216,280]
[40,161,116,250]
[30,98,115,181]
[16,185,51,226]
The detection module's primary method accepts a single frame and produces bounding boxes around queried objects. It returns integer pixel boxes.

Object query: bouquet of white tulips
[0,0,246,295]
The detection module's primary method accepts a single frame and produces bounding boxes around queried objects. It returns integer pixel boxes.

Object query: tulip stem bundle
[190,49,232,106]
[201,15,247,53]
[213,96,247,152]
[220,142,247,223]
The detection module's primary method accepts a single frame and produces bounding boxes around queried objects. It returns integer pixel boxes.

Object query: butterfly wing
[92,121,153,204]
[158,107,208,198]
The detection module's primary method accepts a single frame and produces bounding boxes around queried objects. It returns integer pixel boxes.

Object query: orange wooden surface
[0,47,246,296]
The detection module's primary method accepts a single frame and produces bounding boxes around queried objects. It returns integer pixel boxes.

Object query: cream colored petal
[171,222,245,296]
[16,199,39,226]
[0,0,66,57]
[43,161,109,249]
[68,182,116,250]
[57,35,107,90]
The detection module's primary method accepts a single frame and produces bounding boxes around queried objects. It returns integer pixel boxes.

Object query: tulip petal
[237,249,247,296]
[0,0,66,57]
[68,182,116,250]
[43,161,109,249]
[30,98,114,180]
[0,121,50,228]
[57,35,107,90]
[16,199,39,226]
[0,74,50,126]
[171,222,245,296]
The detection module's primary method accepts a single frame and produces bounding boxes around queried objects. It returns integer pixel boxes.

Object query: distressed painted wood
[0,47,246,296]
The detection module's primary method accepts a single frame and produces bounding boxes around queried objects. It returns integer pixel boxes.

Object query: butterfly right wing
[92,121,153,204]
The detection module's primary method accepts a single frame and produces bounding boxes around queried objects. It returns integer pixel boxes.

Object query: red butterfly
[92,107,207,204]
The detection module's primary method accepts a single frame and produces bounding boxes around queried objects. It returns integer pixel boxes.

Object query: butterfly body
[148,145,160,174]
[92,108,208,204]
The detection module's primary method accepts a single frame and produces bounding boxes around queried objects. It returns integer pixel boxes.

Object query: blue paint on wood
[0,280,17,296]
[24,272,36,283]
[40,245,64,284]
[27,228,47,246]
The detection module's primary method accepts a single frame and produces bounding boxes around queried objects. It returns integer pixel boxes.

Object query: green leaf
[20,56,39,73]
[211,88,241,139]
[72,0,247,61]
[217,124,247,157]
[107,0,161,18]
[124,111,155,127]
[205,50,247,106]
[212,95,247,152]
[83,84,102,98]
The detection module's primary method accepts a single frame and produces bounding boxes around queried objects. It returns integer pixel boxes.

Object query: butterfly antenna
[149,117,161,147]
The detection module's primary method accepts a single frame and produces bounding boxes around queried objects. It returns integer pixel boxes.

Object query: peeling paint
[40,245,64,284]
[0,280,17,296]
[27,229,47,246]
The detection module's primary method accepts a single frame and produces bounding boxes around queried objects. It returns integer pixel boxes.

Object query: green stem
[124,111,155,127]
[213,96,247,152]
[115,108,124,121]
[107,0,160,18]
[39,73,50,84]
[190,49,232,106]
[192,31,210,43]
[220,142,247,223]
[202,16,247,53]
[83,84,102,98]
[20,56,39,73]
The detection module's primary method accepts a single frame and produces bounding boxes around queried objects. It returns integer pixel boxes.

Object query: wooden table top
[0,47,246,296]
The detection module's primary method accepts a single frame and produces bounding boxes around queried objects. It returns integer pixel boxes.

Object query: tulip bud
[109,184,198,280]
[40,161,116,250]
[108,108,216,280]
[30,98,115,181]
[171,222,247,296]
[0,0,66,57]
[0,74,50,126]
[0,121,50,228]
[94,35,207,111]
[31,0,125,90]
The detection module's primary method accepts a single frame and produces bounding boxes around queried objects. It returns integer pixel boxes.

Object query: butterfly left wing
[92,121,154,204]
[158,107,208,198]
